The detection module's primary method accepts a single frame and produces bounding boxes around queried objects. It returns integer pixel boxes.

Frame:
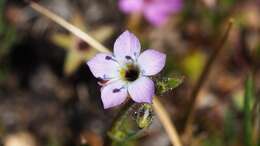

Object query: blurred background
[0,0,259,146]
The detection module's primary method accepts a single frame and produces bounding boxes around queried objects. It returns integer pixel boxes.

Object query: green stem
[108,102,153,146]
[244,74,254,146]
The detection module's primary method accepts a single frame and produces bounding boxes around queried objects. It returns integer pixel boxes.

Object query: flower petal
[144,5,169,26]
[87,53,119,79]
[143,0,182,26]
[114,31,141,62]
[101,80,127,109]
[118,0,144,13]
[128,77,154,103]
[138,49,166,76]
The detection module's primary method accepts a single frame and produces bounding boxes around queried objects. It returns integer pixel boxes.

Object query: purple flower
[119,0,182,26]
[87,31,166,109]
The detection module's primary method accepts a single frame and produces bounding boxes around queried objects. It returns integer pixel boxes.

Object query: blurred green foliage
[243,74,254,146]
[223,110,237,145]
[201,109,237,146]
[0,0,16,82]
[202,136,224,146]
[0,0,16,58]
[182,51,206,82]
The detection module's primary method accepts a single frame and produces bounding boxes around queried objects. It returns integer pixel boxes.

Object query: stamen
[113,88,120,93]
[105,56,112,60]
[125,55,134,61]
[97,77,103,80]
[112,86,125,93]
[125,55,132,60]
[105,55,118,63]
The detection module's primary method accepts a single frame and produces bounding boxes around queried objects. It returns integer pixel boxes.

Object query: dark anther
[113,88,121,93]
[105,56,112,60]
[97,77,103,80]
[125,56,132,60]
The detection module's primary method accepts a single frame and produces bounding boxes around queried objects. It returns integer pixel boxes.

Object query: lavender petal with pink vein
[119,0,182,26]
[87,31,166,109]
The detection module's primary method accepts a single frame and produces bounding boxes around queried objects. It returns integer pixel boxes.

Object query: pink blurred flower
[87,31,166,109]
[119,0,182,26]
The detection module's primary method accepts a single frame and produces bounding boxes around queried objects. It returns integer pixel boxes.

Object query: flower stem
[182,19,234,142]
[107,102,153,146]
[29,2,183,146]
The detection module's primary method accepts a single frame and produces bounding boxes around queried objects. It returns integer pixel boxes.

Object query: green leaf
[243,74,254,146]
[155,75,184,95]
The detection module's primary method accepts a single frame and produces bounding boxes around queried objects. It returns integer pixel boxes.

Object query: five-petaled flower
[87,31,166,109]
[118,0,182,26]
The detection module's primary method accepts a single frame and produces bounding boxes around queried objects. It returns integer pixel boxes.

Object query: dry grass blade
[30,2,110,53]
[183,19,234,142]
[153,96,183,146]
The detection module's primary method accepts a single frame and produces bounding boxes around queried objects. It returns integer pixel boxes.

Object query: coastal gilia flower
[87,31,166,109]
[119,0,182,26]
